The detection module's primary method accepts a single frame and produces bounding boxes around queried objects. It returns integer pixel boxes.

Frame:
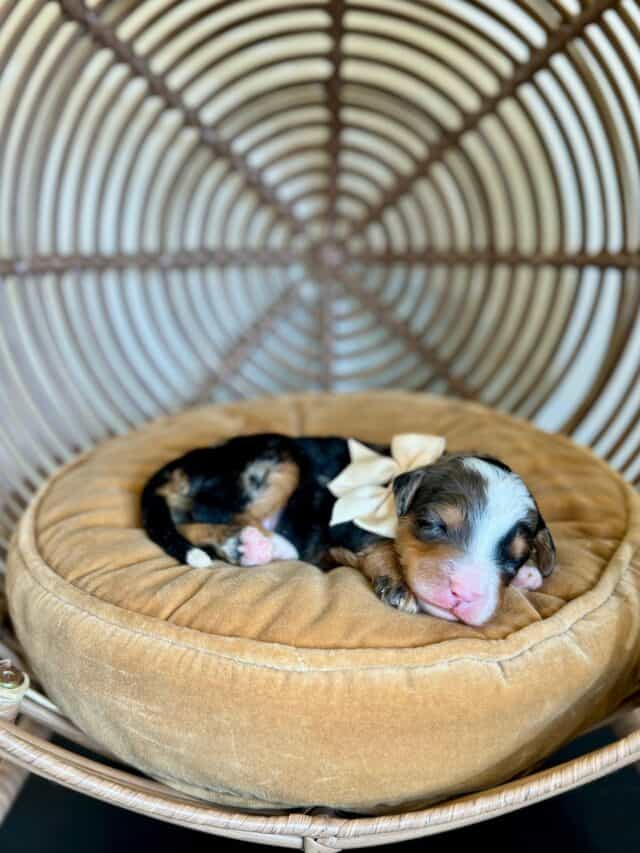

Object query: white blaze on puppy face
[462,458,535,565]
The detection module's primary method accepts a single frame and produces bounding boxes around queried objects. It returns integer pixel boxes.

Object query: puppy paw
[512,563,544,591]
[237,526,274,566]
[373,575,420,614]
[216,534,243,565]
[270,533,299,560]
[216,527,291,566]
[186,547,214,568]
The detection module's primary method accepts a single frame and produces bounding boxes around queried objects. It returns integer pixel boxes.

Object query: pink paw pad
[239,526,274,566]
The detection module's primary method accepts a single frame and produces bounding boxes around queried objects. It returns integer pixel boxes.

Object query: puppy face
[392,454,556,626]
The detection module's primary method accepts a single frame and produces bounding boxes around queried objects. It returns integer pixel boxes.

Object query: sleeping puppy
[141,433,556,626]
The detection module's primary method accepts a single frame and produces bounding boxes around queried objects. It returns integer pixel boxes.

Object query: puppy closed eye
[417,503,465,538]
[417,514,448,539]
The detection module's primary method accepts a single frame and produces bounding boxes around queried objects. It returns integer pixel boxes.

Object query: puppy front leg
[353,542,420,615]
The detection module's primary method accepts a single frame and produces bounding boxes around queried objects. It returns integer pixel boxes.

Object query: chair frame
[2,0,640,844]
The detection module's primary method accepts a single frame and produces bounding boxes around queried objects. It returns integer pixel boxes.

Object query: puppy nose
[449,563,488,602]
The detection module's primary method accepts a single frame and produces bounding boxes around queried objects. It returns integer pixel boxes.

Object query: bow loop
[327,433,446,537]
[327,440,399,497]
[391,433,446,471]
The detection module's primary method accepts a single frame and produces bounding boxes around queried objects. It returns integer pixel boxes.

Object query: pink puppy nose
[449,563,488,602]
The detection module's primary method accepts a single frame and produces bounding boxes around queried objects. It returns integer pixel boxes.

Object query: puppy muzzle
[408,558,501,627]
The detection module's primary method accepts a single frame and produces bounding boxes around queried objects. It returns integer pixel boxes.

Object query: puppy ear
[392,469,425,516]
[532,515,556,577]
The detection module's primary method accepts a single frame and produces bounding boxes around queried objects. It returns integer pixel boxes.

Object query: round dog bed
[6,392,640,814]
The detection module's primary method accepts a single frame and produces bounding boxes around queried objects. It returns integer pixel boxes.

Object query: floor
[1,727,638,852]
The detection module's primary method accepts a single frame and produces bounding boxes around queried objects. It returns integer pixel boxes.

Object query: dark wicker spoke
[336,268,478,400]
[3,248,638,280]
[0,249,305,278]
[347,249,640,270]
[342,0,618,240]
[185,284,301,405]
[326,0,345,237]
[57,0,307,238]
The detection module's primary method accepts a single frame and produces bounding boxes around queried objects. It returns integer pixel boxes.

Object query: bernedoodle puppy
[141,433,556,626]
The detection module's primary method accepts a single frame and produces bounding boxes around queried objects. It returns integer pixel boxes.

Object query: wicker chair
[1,0,639,847]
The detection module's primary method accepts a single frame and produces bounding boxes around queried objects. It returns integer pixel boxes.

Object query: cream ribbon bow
[328,433,446,538]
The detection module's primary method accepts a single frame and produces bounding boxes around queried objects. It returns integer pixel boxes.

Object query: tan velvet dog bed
[6,392,640,814]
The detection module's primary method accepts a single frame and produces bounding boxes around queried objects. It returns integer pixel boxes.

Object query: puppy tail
[141,468,215,568]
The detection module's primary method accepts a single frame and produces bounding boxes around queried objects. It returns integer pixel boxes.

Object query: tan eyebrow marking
[509,532,529,560]
[243,459,299,520]
[435,503,464,529]
[156,468,192,514]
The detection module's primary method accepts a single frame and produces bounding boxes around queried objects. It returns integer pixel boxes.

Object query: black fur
[141,434,383,567]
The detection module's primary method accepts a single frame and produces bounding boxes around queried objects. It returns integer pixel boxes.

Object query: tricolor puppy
[141,433,556,626]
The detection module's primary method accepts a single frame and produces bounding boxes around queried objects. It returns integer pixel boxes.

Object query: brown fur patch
[156,469,192,514]
[328,546,360,569]
[177,523,237,546]
[243,459,299,520]
[179,516,275,547]
[352,541,420,614]
[395,517,462,594]
[358,541,402,583]
[435,503,465,530]
[508,532,529,561]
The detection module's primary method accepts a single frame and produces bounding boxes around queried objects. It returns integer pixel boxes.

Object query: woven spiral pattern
[1,1,640,546]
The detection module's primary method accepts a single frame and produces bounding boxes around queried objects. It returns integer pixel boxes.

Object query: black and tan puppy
[141,433,556,626]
